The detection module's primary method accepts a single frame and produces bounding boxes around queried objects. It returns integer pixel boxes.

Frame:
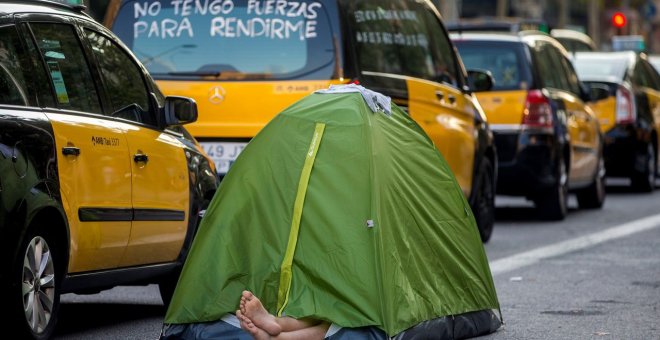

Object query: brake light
[615,85,636,124]
[522,90,553,130]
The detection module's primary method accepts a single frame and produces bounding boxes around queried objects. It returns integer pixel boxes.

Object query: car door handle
[133,153,148,163]
[62,147,80,156]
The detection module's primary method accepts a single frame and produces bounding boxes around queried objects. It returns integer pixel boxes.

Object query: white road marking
[489,213,660,276]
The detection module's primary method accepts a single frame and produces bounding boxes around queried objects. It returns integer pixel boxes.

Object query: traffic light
[612,12,626,29]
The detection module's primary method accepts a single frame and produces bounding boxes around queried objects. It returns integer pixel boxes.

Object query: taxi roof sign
[612,35,645,52]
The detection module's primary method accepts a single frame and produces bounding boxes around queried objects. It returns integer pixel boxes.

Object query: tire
[631,142,656,192]
[158,202,207,307]
[536,157,568,221]
[470,158,495,243]
[576,153,606,209]
[8,226,62,340]
[158,269,181,307]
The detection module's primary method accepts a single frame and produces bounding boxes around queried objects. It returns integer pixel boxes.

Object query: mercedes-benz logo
[208,86,226,104]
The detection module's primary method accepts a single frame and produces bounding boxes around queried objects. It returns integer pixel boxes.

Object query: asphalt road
[53,179,660,340]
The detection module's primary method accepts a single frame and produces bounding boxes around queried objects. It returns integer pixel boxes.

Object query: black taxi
[0,1,218,338]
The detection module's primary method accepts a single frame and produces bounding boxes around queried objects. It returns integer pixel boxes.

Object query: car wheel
[631,143,656,192]
[158,269,181,307]
[9,227,62,340]
[576,153,606,209]
[470,158,495,243]
[536,157,568,221]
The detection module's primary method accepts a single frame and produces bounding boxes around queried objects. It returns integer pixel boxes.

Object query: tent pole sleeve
[277,122,326,316]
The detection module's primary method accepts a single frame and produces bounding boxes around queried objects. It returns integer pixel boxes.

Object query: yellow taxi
[574,51,660,191]
[0,1,218,338]
[105,0,499,242]
[452,31,608,220]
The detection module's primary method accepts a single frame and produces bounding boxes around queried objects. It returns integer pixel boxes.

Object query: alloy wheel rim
[22,236,55,334]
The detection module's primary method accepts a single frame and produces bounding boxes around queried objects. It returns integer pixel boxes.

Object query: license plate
[200,142,248,175]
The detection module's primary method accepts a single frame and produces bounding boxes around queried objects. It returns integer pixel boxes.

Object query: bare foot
[237,310,270,340]
[240,290,252,315]
[241,290,282,336]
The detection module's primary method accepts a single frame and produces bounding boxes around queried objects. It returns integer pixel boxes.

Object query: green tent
[162,86,500,338]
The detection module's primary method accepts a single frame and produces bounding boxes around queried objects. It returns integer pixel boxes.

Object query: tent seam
[276,122,326,316]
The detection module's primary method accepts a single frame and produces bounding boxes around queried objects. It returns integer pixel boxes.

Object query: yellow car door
[635,59,660,142]
[407,79,475,195]
[29,22,132,272]
[122,128,189,266]
[645,86,660,172]
[49,115,133,272]
[560,91,598,181]
[552,48,600,183]
[639,60,660,168]
[82,27,190,267]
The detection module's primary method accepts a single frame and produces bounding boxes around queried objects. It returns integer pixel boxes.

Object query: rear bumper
[495,132,561,196]
[602,124,645,177]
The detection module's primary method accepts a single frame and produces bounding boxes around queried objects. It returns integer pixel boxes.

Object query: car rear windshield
[111,0,340,81]
[573,55,628,80]
[453,40,531,91]
[555,38,594,52]
[341,0,460,85]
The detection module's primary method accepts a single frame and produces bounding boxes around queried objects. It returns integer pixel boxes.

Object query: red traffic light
[612,12,626,28]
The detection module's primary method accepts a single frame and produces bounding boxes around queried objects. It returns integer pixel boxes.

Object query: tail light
[522,90,553,131]
[615,85,636,124]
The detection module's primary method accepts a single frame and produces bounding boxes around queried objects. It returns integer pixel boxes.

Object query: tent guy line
[488,213,660,276]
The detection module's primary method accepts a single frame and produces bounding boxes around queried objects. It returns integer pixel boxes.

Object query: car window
[29,23,102,113]
[641,60,660,91]
[555,38,594,53]
[420,9,459,86]
[531,41,562,90]
[111,0,339,81]
[556,51,582,95]
[573,55,628,80]
[0,25,30,106]
[633,61,654,89]
[85,28,154,124]
[544,45,572,93]
[454,40,530,91]
[343,0,458,86]
[651,57,660,74]
[639,60,660,91]
[19,23,56,108]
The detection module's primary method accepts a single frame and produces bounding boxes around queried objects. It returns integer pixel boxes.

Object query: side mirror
[467,69,494,92]
[164,96,198,126]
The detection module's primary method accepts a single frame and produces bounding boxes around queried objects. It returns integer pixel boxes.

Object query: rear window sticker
[47,61,70,104]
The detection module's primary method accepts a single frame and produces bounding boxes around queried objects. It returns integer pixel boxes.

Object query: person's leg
[274,317,322,332]
[272,322,331,340]
[237,310,271,340]
[241,291,321,333]
[238,309,329,340]
[240,291,282,335]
